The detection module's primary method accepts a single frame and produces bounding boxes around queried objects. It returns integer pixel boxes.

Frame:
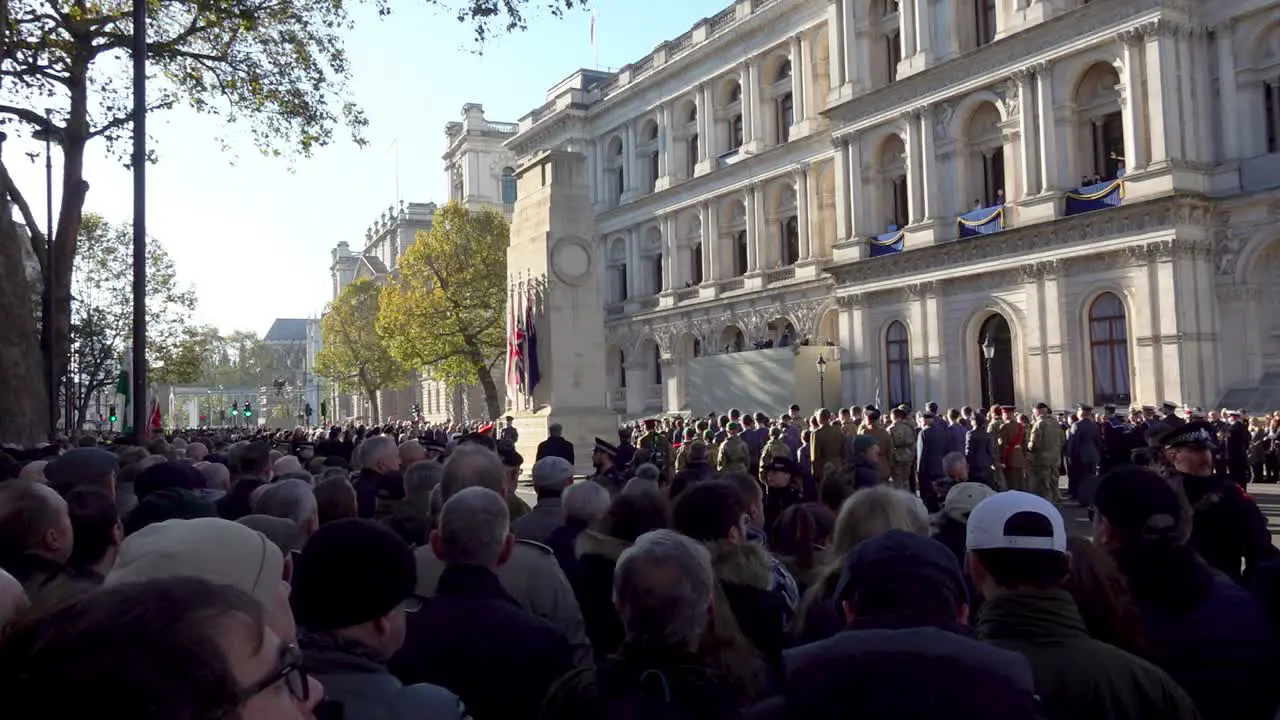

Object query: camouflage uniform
[1028,413,1065,503]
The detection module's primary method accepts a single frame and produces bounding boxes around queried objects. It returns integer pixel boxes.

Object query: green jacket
[977,589,1200,720]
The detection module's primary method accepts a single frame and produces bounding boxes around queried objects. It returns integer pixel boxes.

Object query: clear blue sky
[6,0,726,337]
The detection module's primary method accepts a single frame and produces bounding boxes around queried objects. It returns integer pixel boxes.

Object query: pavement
[519,477,1280,548]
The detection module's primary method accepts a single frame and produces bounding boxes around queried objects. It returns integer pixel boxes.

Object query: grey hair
[441,444,506,501]
[437,486,509,567]
[633,463,660,482]
[562,480,610,524]
[941,451,967,477]
[360,435,397,468]
[548,423,563,437]
[404,460,443,500]
[832,485,929,557]
[613,529,714,650]
[254,479,318,529]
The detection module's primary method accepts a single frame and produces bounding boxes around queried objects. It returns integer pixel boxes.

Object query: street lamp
[33,115,62,439]
[981,334,996,410]
[816,354,827,408]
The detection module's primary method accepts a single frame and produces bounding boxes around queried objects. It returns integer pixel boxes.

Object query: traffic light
[108,405,117,423]
[243,401,253,418]
[320,400,328,419]
[231,401,239,417]
[305,403,313,419]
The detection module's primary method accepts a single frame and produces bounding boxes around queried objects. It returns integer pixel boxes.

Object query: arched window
[1089,293,1131,404]
[775,60,792,82]
[691,243,703,284]
[688,134,699,176]
[648,123,660,141]
[500,167,517,204]
[619,350,627,388]
[653,344,663,385]
[886,321,911,406]
[782,216,799,265]
[730,83,743,103]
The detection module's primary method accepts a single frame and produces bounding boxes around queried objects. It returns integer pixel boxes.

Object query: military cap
[1160,401,1179,412]
[1034,402,1051,412]
[1000,405,1017,412]
[593,437,618,456]
[1226,408,1245,417]
[727,421,743,432]
[1140,405,1156,412]
[1076,403,1093,413]
[1158,420,1215,450]
[1103,404,1117,414]
[642,418,659,427]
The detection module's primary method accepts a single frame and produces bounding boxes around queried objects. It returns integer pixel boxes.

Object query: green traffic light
[109,415,117,422]
[232,409,239,416]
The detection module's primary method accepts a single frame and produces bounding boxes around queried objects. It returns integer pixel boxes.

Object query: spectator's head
[942,451,968,482]
[770,503,835,573]
[194,461,231,491]
[548,423,564,438]
[531,456,575,499]
[186,442,208,461]
[290,519,416,659]
[966,491,1070,600]
[313,477,357,525]
[941,482,996,524]
[614,529,714,652]
[834,529,969,624]
[0,481,74,566]
[441,444,506,501]
[237,515,302,564]
[272,455,303,478]
[235,441,273,480]
[65,488,122,575]
[106,517,293,642]
[403,460,443,503]
[134,461,204,500]
[0,567,28,631]
[562,480,610,526]
[1092,465,1190,550]
[600,490,670,543]
[724,471,764,528]
[254,480,318,547]
[852,435,880,464]
[672,480,747,544]
[361,436,400,475]
[123,486,217,536]
[0,576,321,719]
[398,440,425,469]
[43,447,119,499]
[16,460,44,483]
[832,486,929,558]
[431,486,512,569]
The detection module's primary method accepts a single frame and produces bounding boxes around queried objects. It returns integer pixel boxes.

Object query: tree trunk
[366,387,381,425]
[471,351,501,421]
[0,205,51,445]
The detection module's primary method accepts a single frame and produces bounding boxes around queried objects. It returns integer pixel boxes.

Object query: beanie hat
[290,518,416,630]
[134,461,204,500]
[853,435,878,455]
[123,487,217,536]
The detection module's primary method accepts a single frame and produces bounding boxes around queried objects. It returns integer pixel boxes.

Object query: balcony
[868,228,905,258]
[719,277,746,293]
[1064,177,1124,217]
[957,203,1006,239]
[674,287,699,303]
[763,266,796,284]
[609,388,626,411]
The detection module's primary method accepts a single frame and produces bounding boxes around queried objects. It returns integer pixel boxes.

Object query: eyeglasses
[231,642,311,710]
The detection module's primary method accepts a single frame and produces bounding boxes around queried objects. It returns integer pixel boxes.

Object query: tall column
[1034,61,1060,192]
[703,200,720,282]
[789,34,806,125]
[1216,23,1241,160]
[1015,69,1038,199]
[747,183,763,271]
[661,356,684,413]
[795,163,812,261]
[626,227,642,297]
[904,111,924,224]
[1175,26,1198,163]
[594,139,606,206]
[847,137,866,236]
[746,56,763,148]
[1118,30,1149,171]
[701,82,717,162]
[657,102,671,180]
[832,137,852,242]
[918,106,938,219]
[623,121,637,193]
[827,0,847,89]
[1145,22,1182,164]
[900,0,918,57]
[914,0,933,60]
[1191,29,1214,164]
[843,0,858,87]
[662,214,678,290]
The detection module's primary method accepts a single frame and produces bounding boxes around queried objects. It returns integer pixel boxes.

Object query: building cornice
[826,0,1186,137]
[828,195,1215,293]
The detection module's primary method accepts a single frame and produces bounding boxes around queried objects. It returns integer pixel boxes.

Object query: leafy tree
[378,202,506,420]
[69,214,197,428]
[316,277,409,424]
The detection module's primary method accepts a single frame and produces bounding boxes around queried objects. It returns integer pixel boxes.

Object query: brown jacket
[859,423,893,481]
[811,425,844,482]
[997,420,1028,468]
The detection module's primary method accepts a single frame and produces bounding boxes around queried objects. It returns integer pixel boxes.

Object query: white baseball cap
[965,491,1066,553]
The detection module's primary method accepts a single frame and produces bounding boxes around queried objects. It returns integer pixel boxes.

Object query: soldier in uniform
[701,428,720,469]
[997,406,1029,492]
[637,418,674,480]
[986,407,1007,489]
[717,422,750,475]
[859,408,893,485]
[673,427,699,472]
[1159,421,1279,582]
[589,437,627,494]
[758,426,792,476]
[811,409,844,485]
[1027,402,1065,504]
[888,406,917,492]
[500,416,519,445]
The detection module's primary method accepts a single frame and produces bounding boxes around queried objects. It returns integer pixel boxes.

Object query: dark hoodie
[572,529,632,662]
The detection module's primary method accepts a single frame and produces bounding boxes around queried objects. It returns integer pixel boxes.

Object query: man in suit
[1065,404,1102,502]
[534,423,575,465]
[916,412,948,513]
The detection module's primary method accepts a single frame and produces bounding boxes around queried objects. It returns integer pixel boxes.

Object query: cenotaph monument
[506,149,618,474]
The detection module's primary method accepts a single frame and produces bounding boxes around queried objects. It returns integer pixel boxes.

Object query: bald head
[194,462,230,491]
[0,568,28,630]
[18,461,47,483]
[186,442,208,461]
[361,435,400,474]
[273,455,303,477]
[440,445,506,502]
[399,440,426,468]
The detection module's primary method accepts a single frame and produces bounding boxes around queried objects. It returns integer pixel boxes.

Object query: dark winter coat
[301,631,465,720]
[571,529,631,662]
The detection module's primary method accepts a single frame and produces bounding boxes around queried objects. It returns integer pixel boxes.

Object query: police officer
[637,418,674,480]
[589,437,627,494]
[1160,421,1279,583]
[500,415,519,444]
[761,455,803,531]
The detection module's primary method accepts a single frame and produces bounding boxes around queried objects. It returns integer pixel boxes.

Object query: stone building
[496,0,1280,416]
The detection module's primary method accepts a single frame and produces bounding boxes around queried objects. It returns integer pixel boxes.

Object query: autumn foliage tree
[378,202,507,420]
[316,278,409,424]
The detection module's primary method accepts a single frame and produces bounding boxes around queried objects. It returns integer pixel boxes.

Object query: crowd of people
[0,398,1278,719]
